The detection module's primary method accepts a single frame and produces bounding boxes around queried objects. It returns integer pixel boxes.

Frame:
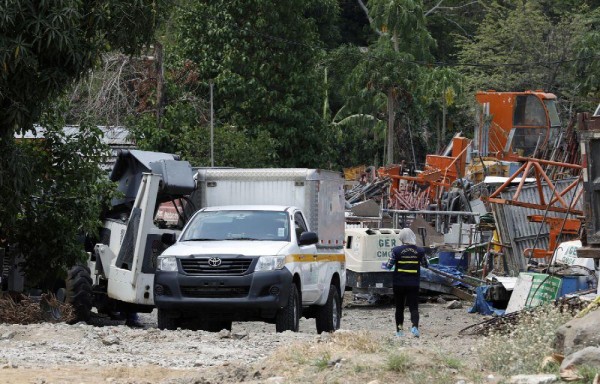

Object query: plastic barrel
[559,276,588,297]
[438,251,468,269]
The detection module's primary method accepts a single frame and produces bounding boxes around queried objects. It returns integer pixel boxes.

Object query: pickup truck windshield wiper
[181,238,224,241]
[229,237,260,240]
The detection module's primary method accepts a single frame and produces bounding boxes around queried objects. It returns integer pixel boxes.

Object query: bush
[8,109,115,287]
[479,304,573,376]
[386,352,411,373]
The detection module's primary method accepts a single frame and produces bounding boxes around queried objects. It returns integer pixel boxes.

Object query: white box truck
[154,169,346,333]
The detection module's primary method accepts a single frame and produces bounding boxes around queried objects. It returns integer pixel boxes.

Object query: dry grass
[0,293,75,324]
[259,331,486,383]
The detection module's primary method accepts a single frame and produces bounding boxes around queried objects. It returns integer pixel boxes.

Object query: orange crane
[381,91,563,206]
[475,90,561,160]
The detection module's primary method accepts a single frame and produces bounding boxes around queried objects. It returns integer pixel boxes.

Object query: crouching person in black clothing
[384,228,428,337]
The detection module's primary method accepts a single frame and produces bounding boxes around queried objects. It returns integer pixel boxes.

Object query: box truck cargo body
[192,168,345,249]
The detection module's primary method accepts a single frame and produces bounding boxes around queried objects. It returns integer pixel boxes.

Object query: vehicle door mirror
[161,232,177,245]
[298,231,318,246]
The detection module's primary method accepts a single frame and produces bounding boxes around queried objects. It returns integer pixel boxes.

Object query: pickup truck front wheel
[315,285,341,334]
[157,309,179,330]
[275,284,300,332]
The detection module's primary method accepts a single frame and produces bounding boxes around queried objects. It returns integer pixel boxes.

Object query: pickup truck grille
[180,257,253,275]
[180,286,250,298]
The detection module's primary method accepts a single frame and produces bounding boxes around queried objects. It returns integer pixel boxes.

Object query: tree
[421,67,464,152]
[129,102,278,167]
[574,7,600,104]
[422,0,488,63]
[0,0,167,136]
[0,0,166,285]
[347,0,434,165]
[11,111,115,286]
[172,0,340,167]
[457,1,596,113]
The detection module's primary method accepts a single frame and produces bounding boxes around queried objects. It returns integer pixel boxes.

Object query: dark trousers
[393,285,420,330]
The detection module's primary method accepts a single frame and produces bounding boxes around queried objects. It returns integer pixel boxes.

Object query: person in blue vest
[384,228,428,337]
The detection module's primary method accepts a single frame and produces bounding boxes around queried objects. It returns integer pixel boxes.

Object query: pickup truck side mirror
[298,231,318,246]
[161,232,177,246]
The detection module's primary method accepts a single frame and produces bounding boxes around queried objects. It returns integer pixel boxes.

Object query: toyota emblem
[208,257,222,267]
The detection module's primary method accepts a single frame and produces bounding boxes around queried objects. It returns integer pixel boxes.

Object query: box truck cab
[154,169,346,333]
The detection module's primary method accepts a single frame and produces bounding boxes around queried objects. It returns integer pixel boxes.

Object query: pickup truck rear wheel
[276,284,300,332]
[157,309,179,330]
[315,285,341,334]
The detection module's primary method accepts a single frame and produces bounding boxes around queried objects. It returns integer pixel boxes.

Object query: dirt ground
[0,292,492,384]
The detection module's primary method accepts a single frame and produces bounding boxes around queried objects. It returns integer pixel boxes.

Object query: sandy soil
[0,293,487,384]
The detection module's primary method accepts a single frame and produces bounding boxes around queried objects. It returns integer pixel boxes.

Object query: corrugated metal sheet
[15,125,135,171]
[195,168,342,181]
[491,177,582,276]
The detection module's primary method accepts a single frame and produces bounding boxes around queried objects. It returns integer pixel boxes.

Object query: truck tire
[275,284,300,332]
[315,285,341,334]
[157,309,179,330]
[65,265,93,323]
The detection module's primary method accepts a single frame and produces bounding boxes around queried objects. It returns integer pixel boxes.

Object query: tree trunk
[155,41,166,128]
[385,30,400,165]
[442,93,447,151]
[436,114,441,153]
[386,87,395,165]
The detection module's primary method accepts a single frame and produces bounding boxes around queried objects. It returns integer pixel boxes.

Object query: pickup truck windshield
[180,210,290,241]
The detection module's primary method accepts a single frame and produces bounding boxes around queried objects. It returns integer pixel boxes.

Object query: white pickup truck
[154,169,346,333]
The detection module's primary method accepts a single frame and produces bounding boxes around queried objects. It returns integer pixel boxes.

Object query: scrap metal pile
[345,176,391,206]
[343,94,600,313]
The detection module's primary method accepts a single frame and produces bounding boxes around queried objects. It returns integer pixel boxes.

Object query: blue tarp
[421,265,473,289]
[468,285,505,316]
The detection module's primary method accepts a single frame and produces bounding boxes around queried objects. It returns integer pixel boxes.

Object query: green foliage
[386,351,411,372]
[172,0,339,167]
[574,7,600,101]
[0,0,166,286]
[0,136,36,231]
[323,46,387,166]
[423,0,486,63]
[312,352,332,371]
[457,0,596,111]
[0,0,168,135]
[574,365,600,383]
[369,0,434,60]
[420,66,466,151]
[8,109,115,286]
[338,0,372,46]
[129,102,278,167]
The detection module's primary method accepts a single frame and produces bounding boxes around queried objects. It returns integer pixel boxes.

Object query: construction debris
[0,293,75,324]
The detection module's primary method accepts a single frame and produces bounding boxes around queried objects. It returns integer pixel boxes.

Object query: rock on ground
[554,309,600,355]
[508,374,558,384]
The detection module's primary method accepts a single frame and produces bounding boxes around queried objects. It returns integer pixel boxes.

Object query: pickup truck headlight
[157,256,178,272]
[255,256,286,272]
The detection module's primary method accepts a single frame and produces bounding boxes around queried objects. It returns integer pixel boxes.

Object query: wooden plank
[576,247,600,259]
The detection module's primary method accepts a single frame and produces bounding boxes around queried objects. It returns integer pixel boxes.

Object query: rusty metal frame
[485,158,583,215]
